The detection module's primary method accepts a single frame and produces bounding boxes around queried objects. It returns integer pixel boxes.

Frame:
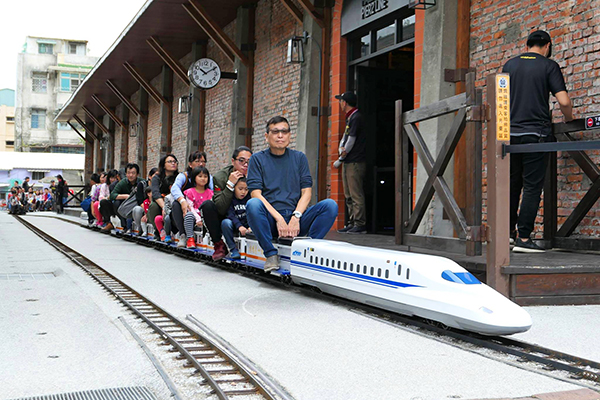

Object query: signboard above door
[341,0,409,36]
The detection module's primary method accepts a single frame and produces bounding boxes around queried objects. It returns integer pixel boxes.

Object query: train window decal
[378,268,382,277]
[441,271,481,285]
[385,270,389,279]
[406,269,410,279]
[398,265,402,276]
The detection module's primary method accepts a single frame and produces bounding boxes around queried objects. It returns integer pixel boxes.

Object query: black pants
[99,199,125,227]
[172,200,222,243]
[509,135,549,239]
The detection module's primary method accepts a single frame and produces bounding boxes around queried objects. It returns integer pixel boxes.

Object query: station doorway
[349,46,414,234]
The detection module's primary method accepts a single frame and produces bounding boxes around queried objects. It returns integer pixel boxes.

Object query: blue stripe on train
[290,260,422,289]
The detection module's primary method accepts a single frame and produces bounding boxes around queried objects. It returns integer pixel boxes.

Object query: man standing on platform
[246,116,338,272]
[334,91,367,234]
[502,30,574,252]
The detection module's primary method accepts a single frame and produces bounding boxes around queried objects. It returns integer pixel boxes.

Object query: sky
[0,0,149,91]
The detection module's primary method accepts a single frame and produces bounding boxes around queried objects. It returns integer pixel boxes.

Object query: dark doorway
[354,47,414,234]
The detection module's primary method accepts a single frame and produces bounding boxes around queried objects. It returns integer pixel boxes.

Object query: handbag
[81,196,92,212]
[117,180,146,219]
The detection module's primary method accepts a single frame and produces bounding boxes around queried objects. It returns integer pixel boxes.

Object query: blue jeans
[221,219,237,251]
[246,198,338,257]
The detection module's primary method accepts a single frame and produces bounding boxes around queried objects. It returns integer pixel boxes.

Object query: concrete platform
[0,213,172,400]
[12,213,600,400]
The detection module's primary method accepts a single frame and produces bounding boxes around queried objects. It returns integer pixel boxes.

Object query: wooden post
[395,100,406,245]
[465,72,483,256]
[486,73,511,297]
[543,152,557,249]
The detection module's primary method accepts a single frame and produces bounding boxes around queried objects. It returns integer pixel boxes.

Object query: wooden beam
[182,3,235,64]
[105,80,141,117]
[279,0,303,24]
[296,0,324,28]
[82,106,110,135]
[72,114,98,141]
[67,120,93,145]
[123,62,167,105]
[91,95,127,129]
[147,36,190,86]
[187,0,250,66]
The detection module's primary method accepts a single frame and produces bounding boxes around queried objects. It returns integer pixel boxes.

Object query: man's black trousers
[509,134,549,239]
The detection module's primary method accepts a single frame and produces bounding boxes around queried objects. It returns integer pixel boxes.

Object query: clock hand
[199,68,208,75]
[208,66,218,73]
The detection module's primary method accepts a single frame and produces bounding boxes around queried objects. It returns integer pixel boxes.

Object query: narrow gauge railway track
[26,214,600,388]
[14,215,282,400]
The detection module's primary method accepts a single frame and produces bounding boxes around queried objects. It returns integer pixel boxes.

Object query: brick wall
[172,52,194,165]
[470,0,600,238]
[146,75,162,171]
[203,22,236,175]
[252,0,302,151]
[129,90,140,163]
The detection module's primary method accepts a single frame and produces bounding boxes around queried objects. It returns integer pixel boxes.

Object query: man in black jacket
[335,91,367,234]
[502,30,574,252]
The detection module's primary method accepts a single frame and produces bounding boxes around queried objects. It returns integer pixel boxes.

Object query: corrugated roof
[0,152,84,171]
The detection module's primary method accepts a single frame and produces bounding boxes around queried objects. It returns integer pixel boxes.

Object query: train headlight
[479,306,494,314]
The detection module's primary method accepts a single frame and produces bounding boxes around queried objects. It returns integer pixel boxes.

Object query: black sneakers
[513,238,545,253]
[337,225,354,233]
[347,225,367,234]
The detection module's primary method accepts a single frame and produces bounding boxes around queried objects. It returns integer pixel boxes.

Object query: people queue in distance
[84,115,337,272]
[6,177,67,215]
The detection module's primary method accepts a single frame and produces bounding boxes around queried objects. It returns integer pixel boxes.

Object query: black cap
[335,91,357,107]
[527,30,552,57]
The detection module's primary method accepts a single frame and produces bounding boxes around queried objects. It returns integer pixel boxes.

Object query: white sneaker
[177,233,186,248]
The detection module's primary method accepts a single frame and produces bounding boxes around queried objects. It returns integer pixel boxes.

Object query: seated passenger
[221,178,251,259]
[100,164,141,232]
[87,174,101,223]
[155,175,176,242]
[170,151,220,251]
[183,167,214,249]
[246,116,338,272]
[136,187,152,237]
[147,154,179,239]
[132,168,158,236]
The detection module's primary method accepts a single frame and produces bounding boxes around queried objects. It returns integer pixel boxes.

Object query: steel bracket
[466,105,488,122]
[466,225,488,242]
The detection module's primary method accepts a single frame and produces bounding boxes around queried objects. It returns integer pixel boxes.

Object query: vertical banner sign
[496,74,510,141]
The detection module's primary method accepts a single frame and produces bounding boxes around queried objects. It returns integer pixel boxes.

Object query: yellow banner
[496,74,510,142]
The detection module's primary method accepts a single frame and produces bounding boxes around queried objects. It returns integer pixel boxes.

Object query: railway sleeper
[222,388,258,396]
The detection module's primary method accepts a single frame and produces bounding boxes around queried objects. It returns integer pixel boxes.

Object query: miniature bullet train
[82,214,532,336]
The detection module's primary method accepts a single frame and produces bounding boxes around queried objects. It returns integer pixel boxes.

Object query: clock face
[189,58,221,89]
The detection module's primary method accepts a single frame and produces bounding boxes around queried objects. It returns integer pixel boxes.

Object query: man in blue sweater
[246,116,338,272]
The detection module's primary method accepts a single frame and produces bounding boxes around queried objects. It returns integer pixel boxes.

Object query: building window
[51,146,84,154]
[69,43,78,54]
[376,22,396,52]
[6,116,14,122]
[60,73,84,92]
[32,73,47,93]
[31,171,45,180]
[402,15,416,41]
[6,140,14,146]
[57,122,71,130]
[38,43,54,54]
[31,109,45,129]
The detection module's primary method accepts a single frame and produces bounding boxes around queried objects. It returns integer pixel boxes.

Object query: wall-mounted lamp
[286,32,309,64]
[99,135,110,150]
[408,0,436,9]
[178,94,193,114]
[130,121,140,138]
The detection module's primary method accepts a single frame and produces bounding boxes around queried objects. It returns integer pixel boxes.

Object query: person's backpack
[80,196,92,212]
[117,180,146,219]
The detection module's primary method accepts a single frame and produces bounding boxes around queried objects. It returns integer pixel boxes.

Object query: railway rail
[17,214,600,390]
[14,215,285,400]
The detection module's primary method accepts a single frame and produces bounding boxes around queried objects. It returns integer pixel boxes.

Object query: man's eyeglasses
[268,128,291,135]
[235,158,249,165]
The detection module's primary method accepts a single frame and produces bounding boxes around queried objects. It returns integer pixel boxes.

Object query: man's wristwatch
[292,211,302,219]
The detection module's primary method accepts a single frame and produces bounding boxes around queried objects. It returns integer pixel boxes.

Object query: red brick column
[328,0,347,230]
